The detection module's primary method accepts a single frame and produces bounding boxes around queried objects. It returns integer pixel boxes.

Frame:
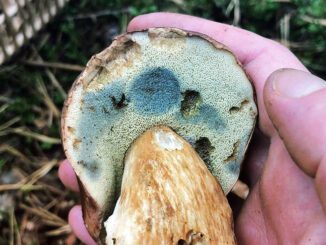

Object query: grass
[0,0,325,243]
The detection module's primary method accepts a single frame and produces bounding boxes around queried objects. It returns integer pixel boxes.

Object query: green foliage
[294,0,326,17]
[290,0,326,73]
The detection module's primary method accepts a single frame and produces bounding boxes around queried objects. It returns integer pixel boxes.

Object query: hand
[59,13,326,244]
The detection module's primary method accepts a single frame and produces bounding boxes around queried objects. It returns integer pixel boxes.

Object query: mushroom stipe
[104,126,237,244]
[61,28,257,244]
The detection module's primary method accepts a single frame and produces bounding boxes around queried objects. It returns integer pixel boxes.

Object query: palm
[237,133,326,244]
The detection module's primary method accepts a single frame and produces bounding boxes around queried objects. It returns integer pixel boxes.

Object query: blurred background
[0,0,325,244]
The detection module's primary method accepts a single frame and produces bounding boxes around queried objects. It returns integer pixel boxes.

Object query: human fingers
[129,12,267,63]
[264,68,326,210]
[68,205,97,245]
[237,135,326,244]
[127,12,308,135]
[58,159,79,192]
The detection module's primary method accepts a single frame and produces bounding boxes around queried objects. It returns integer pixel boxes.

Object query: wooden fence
[0,0,69,65]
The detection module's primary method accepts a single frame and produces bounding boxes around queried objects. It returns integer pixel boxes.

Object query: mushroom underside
[61,28,257,242]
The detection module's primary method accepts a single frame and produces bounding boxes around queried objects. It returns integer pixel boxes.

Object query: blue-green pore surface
[65,31,257,213]
[129,67,181,115]
[78,66,237,204]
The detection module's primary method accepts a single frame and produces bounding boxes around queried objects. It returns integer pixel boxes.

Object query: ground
[0,0,325,244]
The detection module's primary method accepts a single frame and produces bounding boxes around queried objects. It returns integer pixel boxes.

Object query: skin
[58,13,326,244]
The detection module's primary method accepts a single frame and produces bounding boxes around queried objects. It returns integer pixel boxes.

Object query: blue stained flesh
[129,67,181,115]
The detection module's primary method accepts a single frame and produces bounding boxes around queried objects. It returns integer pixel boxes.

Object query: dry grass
[0,154,78,244]
[0,48,79,243]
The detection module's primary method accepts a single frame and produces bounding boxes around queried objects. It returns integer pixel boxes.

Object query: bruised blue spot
[177,104,225,131]
[129,67,180,115]
[83,80,126,117]
[198,105,225,130]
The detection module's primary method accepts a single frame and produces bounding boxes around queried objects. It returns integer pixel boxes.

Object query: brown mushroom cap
[61,27,257,241]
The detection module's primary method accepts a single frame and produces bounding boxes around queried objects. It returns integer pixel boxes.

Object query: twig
[169,0,185,5]
[44,199,59,210]
[0,95,11,103]
[0,160,58,192]
[19,213,27,242]
[9,208,14,245]
[12,167,28,181]
[65,8,130,21]
[23,160,58,186]
[0,127,61,144]
[0,104,9,113]
[36,76,60,119]
[28,193,43,207]
[22,59,85,72]
[280,13,292,47]
[46,69,67,99]
[20,204,67,227]
[45,225,71,236]
[0,183,43,192]
[20,184,46,191]
[225,0,241,26]
[31,48,68,99]
[0,117,20,132]
[0,144,33,164]
[39,183,64,195]
[301,15,326,26]
[13,209,22,245]
[273,39,325,51]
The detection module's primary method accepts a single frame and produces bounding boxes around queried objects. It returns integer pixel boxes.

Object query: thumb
[264,68,326,209]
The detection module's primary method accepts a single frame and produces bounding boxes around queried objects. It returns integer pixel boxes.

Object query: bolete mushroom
[61,28,257,244]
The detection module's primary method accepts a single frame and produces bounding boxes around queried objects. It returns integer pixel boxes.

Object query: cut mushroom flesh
[61,27,257,243]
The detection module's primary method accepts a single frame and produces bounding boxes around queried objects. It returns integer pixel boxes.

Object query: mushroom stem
[231,180,250,200]
[104,126,236,244]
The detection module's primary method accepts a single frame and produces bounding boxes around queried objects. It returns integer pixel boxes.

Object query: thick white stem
[104,126,236,244]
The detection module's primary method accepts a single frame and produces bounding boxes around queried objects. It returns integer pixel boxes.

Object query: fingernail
[272,69,326,98]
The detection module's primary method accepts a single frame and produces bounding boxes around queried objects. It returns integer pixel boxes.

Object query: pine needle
[36,77,60,118]
[0,144,33,164]
[1,127,61,144]
[45,225,71,236]
[20,204,67,227]
[0,117,20,132]
[0,160,58,192]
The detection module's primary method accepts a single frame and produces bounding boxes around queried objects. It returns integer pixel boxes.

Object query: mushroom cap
[61,27,257,239]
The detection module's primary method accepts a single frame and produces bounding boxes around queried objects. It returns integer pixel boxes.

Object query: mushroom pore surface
[62,28,257,216]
